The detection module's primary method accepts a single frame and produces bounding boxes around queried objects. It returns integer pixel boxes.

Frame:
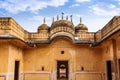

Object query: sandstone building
[0,15,120,80]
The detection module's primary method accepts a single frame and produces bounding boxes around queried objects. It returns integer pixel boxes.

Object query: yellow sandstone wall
[23,44,52,80]
[0,17,119,80]
[0,42,9,72]
[23,37,103,80]
[0,34,118,80]
[99,37,120,80]
[117,37,120,58]
[0,42,24,80]
[24,73,50,80]
[7,44,23,80]
[99,41,113,80]
[0,42,9,80]
[75,45,103,80]
[76,45,103,71]
[117,38,120,79]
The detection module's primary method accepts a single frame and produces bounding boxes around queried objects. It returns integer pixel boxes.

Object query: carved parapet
[27,33,49,42]
[95,30,101,42]
[0,18,11,30]
[101,16,120,40]
[76,32,94,42]
[50,26,74,36]
[0,17,27,41]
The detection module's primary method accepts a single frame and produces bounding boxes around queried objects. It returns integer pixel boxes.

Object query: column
[111,39,118,80]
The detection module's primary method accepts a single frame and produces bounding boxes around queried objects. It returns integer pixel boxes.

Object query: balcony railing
[0,18,27,41]
[50,26,74,36]
[28,33,49,41]
[76,32,95,43]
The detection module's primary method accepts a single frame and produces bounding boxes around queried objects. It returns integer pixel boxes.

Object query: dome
[38,24,49,30]
[75,18,88,30]
[51,20,74,30]
[38,17,49,33]
[75,24,88,30]
[38,23,49,33]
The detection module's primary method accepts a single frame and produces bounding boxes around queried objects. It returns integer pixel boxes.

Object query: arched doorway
[57,61,69,80]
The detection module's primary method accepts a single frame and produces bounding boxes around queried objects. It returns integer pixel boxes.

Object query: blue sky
[0,0,120,32]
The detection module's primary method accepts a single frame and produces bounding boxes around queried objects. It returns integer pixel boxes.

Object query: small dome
[75,24,88,30]
[38,24,49,33]
[38,24,49,30]
[51,20,74,30]
[38,17,49,33]
[75,18,88,30]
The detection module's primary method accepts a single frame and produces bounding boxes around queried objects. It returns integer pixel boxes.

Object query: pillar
[111,39,118,80]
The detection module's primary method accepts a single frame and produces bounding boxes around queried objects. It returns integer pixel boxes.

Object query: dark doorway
[106,61,112,80]
[118,59,120,79]
[57,61,68,80]
[14,61,19,80]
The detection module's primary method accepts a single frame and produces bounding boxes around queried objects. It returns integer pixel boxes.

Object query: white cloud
[115,0,120,4]
[115,0,120,2]
[109,4,116,8]
[75,0,90,3]
[75,14,83,17]
[89,4,120,16]
[71,4,80,7]
[0,0,68,14]
[49,0,68,7]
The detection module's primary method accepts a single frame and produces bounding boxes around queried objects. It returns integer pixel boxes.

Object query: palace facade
[0,15,120,80]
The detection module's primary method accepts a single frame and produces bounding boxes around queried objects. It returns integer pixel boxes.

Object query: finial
[52,17,54,22]
[43,17,45,23]
[62,12,64,20]
[57,15,59,20]
[80,17,82,24]
[66,16,68,20]
[70,15,72,22]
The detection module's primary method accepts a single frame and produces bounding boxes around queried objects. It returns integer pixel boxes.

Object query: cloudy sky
[0,0,120,32]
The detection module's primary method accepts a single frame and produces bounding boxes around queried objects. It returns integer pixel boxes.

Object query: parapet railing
[76,32,95,42]
[101,16,120,40]
[50,26,74,36]
[95,30,101,42]
[27,33,49,41]
[0,18,27,41]
[9,19,27,40]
